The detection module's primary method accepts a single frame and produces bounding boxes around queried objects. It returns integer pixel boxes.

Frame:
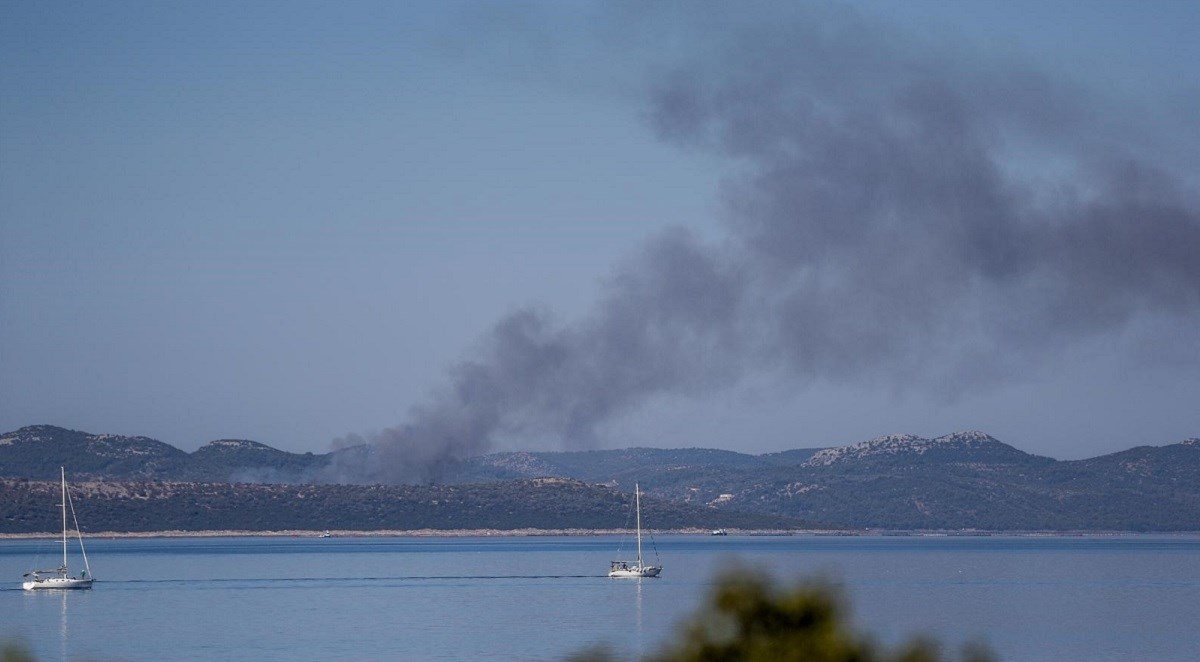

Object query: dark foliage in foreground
[571,569,993,662]
[1,641,34,662]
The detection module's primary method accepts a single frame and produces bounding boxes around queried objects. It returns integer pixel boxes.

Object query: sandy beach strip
[0,528,811,540]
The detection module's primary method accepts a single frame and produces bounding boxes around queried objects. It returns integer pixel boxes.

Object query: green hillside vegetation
[0,426,320,483]
[0,477,799,534]
[0,425,190,479]
[183,439,326,482]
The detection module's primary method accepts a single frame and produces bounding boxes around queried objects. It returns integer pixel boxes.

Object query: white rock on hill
[803,430,999,466]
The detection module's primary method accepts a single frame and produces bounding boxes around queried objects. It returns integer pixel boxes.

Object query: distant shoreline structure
[2,528,1193,540]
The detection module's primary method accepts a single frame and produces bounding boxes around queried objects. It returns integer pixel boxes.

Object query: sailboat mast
[635,483,643,566]
[60,466,68,570]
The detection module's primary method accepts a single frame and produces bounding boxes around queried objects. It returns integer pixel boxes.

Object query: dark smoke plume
[335,4,1200,483]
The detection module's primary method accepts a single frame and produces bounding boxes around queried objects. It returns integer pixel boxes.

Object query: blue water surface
[2,534,1198,660]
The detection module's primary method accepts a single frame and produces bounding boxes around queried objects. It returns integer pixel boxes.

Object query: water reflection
[633,578,644,657]
[17,589,75,660]
[59,591,69,661]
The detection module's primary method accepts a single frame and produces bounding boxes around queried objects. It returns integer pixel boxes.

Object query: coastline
[0,528,791,540]
[2,528,1192,540]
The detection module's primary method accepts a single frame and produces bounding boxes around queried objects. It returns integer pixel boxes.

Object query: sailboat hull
[608,566,661,578]
[23,577,93,590]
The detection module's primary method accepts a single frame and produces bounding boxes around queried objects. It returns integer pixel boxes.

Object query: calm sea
[2,534,1198,660]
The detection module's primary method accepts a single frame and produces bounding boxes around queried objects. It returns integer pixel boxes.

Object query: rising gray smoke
[335,4,1200,483]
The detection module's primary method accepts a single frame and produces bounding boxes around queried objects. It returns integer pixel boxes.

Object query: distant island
[2,425,1198,533]
[0,476,795,535]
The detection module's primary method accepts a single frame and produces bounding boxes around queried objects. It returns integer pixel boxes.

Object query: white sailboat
[23,468,94,590]
[608,483,662,578]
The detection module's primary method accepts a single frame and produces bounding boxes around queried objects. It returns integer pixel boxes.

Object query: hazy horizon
[5,415,1196,465]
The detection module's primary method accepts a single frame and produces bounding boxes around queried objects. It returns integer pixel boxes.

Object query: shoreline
[2,528,1195,540]
[0,528,788,540]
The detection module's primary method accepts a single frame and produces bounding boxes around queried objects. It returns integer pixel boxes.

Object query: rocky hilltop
[802,431,1042,466]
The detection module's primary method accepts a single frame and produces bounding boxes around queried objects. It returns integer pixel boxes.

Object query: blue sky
[3,1,1198,461]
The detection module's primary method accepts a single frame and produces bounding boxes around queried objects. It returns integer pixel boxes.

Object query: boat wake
[101,574,606,585]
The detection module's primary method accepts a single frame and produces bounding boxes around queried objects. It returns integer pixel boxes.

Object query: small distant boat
[609,483,662,578]
[711,528,728,536]
[318,530,332,538]
[23,468,94,590]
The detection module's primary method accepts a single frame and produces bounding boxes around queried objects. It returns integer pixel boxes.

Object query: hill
[184,439,327,483]
[0,425,323,483]
[716,433,1200,530]
[3,425,1199,531]
[0,477,798,533]
[0,425,190,478]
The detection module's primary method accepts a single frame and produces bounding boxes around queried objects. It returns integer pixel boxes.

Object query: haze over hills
[0,424,822,485]
[2,425,1198,531]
